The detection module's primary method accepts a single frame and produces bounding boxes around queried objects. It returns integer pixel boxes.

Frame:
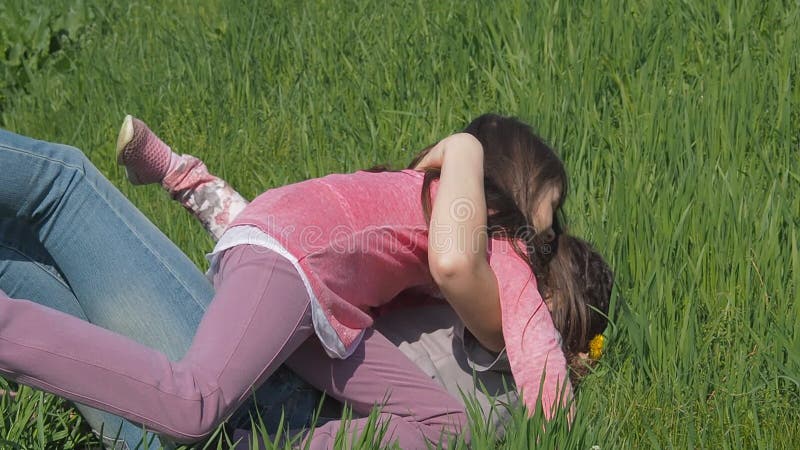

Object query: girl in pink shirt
[141,128,613,445]
[0,114,611,448]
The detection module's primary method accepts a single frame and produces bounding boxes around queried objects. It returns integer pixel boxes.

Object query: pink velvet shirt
[228,169,571,416]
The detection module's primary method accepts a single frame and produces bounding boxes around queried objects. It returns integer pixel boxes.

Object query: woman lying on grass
[0,113,611,449]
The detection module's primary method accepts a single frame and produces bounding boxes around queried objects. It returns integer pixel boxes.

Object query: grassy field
[1,0,798,448]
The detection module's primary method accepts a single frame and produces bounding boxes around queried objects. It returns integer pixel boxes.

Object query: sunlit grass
[1,0,798,448]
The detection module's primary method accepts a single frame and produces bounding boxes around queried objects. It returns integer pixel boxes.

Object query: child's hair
[409,113,568,293]
[544,234,614,385]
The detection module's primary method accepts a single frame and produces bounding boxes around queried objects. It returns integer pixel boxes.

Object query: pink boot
[115,115,176,185]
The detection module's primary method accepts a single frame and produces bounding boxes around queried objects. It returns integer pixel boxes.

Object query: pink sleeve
[488,238,572,419]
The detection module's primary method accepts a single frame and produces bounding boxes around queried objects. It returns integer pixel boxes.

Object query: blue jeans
[0,128,318,449]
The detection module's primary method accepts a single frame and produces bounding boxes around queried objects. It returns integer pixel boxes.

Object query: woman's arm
[423,134,504,352]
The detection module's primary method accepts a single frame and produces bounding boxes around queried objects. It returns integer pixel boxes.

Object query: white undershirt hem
[205,225,361,359]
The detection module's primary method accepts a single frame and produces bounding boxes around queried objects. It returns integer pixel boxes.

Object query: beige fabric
[374,304,518,437]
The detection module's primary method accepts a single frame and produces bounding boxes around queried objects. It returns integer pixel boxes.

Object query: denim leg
[0,129,316,446]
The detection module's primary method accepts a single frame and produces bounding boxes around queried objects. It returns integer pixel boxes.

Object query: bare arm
[421,134,504,352]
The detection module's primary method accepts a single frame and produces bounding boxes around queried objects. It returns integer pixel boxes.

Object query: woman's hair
[546,234,614,385]
[409,113,568,284]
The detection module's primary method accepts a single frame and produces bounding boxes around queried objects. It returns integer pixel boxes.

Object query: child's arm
[421,133,504,353]
[160,155,249,241]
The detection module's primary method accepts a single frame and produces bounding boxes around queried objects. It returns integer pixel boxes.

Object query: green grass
[1,0,798,448]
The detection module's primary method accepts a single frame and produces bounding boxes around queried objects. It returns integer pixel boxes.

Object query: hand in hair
[412,133,482,170]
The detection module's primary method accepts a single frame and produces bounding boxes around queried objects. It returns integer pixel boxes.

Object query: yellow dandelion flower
[589,334,604,360]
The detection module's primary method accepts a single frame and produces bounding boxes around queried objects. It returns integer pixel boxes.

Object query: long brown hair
[546,234,614,385]
[410,114,567,289]
[408,114,613,381]
[382,114,610,381]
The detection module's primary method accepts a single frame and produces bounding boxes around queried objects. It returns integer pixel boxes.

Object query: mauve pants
[0,244,467,447]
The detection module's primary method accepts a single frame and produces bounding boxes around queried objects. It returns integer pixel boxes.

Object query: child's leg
[161,155,248,240]
[0,245,313,442]
[285,329,469,449]
[116,116,248,240]
[0,219,164,450]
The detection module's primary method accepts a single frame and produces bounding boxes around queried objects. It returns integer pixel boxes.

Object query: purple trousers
[0,244,467,448]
